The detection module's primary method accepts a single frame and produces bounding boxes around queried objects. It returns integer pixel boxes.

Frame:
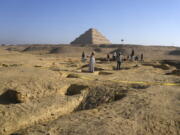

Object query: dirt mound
[50,47,66,53]
[49,46,95,54]
[110,47,128,55]
[169,49,180,56]
[23,45,55,52]
[161,60,180,69]
[0,93,85,135]
[10,44,179,61]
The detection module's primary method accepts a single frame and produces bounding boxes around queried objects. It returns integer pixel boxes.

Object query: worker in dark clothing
[107,54,110,62]
[82,51,85,59]
[116,52,123,70]
[135,56,139,61]
[141,53,144,61]
[113,52,117,61]
[131,49,135,60]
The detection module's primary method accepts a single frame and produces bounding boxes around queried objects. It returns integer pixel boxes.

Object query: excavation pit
[166,69,180,76]
[114,94,126,101]
[66,84,88,96]
[131,84,150,89]
[76,86,128,111]
[0,89,22,104]
[67,73,81,78]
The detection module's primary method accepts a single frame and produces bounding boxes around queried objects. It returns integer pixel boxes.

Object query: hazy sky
[0,0,180,46]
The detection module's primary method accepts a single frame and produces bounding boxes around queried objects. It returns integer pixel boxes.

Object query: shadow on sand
[0,89,21,105]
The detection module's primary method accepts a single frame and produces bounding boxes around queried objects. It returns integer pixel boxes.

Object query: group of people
[110,49,143,62]
[128,49,144,61]
[81,49,144,73]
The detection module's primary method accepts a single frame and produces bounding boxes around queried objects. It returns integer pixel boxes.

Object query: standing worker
[116,52,123,70]
[107,53,110,62]
[135,56,139,61]
[82,51,85,59]
[89,52,95,73]
[113,52,117,61]
[82,51,86,62]
[131,49,135,60]
[141,53,144,61]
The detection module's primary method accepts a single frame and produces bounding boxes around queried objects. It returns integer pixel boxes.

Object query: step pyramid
[71,28,111,45]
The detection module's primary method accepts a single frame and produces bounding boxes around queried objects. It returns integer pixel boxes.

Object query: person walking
[89,52,95,73]
[116,52,123,70]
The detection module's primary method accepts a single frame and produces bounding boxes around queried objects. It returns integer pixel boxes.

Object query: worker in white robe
[89,52,95,73]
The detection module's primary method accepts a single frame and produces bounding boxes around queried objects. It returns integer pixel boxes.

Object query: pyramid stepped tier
[71,28,111,45]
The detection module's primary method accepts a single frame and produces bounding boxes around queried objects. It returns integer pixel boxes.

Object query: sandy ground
[0,45,179,135]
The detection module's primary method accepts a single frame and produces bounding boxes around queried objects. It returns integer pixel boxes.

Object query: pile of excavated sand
[0,67,69,103]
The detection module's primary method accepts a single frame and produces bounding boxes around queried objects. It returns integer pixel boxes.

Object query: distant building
[71,28,111,45]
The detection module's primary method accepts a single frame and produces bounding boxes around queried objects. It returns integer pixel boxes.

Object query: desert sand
[0,44,179,135]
